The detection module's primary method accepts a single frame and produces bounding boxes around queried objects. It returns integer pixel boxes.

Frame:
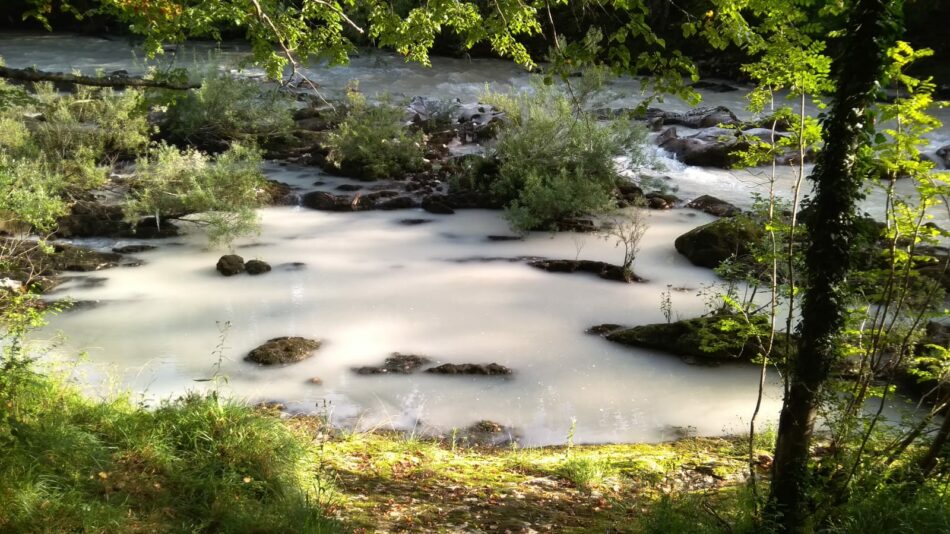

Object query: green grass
[0,367,340,533]
[2,365,946,533]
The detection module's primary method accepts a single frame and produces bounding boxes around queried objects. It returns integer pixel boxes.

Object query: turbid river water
[1,33,946,445]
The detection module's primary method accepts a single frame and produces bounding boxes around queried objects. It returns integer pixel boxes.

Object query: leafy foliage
[159,71,296,149]
[126,143,267,246]
[324,87,426,180]
[471,77,646,231]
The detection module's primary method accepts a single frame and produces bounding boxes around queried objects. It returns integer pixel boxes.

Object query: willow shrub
[324,88,426,181]
[126,142,266,246]
[476,79,647,232]
[160,72,296,150]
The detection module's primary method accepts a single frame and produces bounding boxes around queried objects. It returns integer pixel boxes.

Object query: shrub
[324,87,426,180]
[159,72,296,149]
[126,142,267,246]
[473,77,647,232]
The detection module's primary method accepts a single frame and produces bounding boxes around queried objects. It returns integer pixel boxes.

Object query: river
[1,32,944,445]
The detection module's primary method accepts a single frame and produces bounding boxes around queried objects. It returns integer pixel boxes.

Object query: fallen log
[0,65,200,90]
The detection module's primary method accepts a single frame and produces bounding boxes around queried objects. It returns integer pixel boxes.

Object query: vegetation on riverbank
[2,360,947,533]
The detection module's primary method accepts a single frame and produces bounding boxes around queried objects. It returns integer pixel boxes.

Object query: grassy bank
[1,366,947,533]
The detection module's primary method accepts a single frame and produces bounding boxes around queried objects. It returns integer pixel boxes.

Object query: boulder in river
[301,191,355,212]
[216,254,245,276]
[528,259,643,283]
[425,363,513,375]
[936,144,950,168]
[422,195,456,214]
[647,106,739,129]
[686,195,741,217]
[245,259,272,275]
[674,217,762,269]
[600,314,770,363]
[246,337,321,365]
[656,126,745,168]
[354,353,432,375]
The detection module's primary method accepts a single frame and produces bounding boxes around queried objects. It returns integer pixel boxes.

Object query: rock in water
[245,259,272,275]
[686,195,741,217]
[216,254,245,276]
[246,337,321,365]
[674,217,762,269]
[353,353,432,374]
[603,315,770,363]
[425,363,512,375]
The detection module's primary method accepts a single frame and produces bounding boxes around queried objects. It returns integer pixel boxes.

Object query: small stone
[308,377,323,385]
[246,336,321,365]
[245,259,272,275]
[216,254,245,276]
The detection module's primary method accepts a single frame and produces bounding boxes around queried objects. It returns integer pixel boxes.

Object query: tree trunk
[918,404,950,478]
[0,65,199,90]
[768,1,903,531]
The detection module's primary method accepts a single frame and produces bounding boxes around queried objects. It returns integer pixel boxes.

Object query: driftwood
[0,65,200,90]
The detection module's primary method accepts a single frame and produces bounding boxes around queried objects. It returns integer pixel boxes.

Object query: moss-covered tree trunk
[768,1,903,531]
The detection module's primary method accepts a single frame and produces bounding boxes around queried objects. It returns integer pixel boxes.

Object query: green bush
[160,72,296,149]
[126,142,267,246]
[474,78,647,231]
[0,82,151,200]
[325,88,426,181]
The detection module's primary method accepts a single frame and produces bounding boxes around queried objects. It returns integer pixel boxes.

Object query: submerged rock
[425,363,512,375]
[246,337,321,365]
[686,195,741,217]
[528,259,643,283]
[674,217,762,269]
[245,259,272,275]
[216,254,245,276]
[354,353,432,375]
[601,315,769,363]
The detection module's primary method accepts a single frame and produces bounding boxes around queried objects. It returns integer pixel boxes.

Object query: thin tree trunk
[768,1,903,531]
[0,65,200,90]
[918,406,950,478]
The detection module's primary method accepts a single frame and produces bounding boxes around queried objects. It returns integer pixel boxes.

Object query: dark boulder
[353,353,432,375]
[686,195,741,217]
[674,217,762,269]
[112,244,156,254]
[656,126,745,168]
[422,195,456,214]
[602,315,770,363]
[55,200,180,239]
[528,259,642,283]
[246,336,321,365]
[245,259,272,275]
[425,362,512,375]
[216,254,245,276]
[377,196,418,210]
[646,192,679,210]
[647,106,739,129]
[936,144,950,168]
[336,183,362,192]
[301,191,354,212]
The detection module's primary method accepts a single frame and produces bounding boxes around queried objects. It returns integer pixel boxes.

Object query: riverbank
[4,364,947,533]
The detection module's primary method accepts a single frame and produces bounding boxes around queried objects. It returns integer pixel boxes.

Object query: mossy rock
[602,315,770,363]
[246,337,321,365]
[674,216,763,269]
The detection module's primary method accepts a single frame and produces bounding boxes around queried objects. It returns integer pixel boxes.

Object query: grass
[0,365,340,533]
[2,365,946,533]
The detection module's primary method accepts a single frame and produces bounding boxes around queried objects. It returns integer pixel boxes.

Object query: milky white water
[2,33,944,445]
